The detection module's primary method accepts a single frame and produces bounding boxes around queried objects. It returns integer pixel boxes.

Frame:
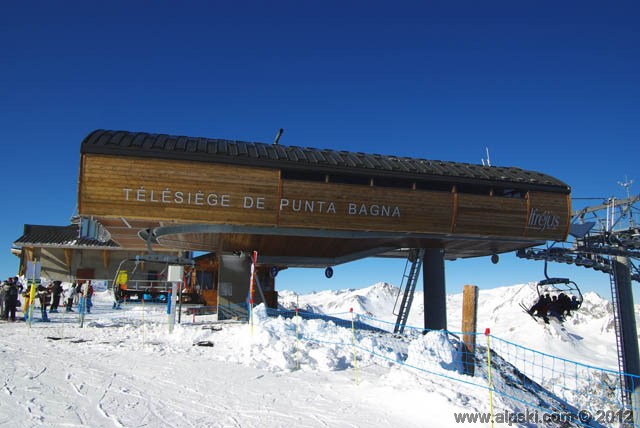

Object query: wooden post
[462,285,479,376]
[102,250,110,270]
[64,249,73,272]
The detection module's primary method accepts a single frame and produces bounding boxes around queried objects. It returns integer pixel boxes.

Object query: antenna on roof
[618,176,635,227]
[618,175,634,199]
[274,128,284,145]
[481,147,491,167]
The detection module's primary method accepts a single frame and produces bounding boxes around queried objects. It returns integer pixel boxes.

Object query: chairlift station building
[78,129,571,329]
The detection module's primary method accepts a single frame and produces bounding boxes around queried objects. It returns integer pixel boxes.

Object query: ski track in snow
[0,316,433,426]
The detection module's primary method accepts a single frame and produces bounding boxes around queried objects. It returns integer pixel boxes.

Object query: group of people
[0,277,95,322]
[528,292,580,323]
[0,277,21,321]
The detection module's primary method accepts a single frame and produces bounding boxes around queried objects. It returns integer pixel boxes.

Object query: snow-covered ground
[0,282,630,427]
[280,281,624,370]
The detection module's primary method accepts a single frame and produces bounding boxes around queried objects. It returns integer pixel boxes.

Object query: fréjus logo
[527,208,561,232]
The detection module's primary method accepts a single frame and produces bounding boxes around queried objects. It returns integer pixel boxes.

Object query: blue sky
[2,1,639,300]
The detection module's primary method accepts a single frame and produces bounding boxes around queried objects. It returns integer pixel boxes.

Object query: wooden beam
[103,250,110,270]
[64,249,73,271]
[461,285,479,376]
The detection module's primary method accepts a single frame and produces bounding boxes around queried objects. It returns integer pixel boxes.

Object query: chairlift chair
[526,256,584,321]
[535,277,583,312]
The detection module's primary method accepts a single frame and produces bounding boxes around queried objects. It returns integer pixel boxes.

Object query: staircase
[393,249,425,334]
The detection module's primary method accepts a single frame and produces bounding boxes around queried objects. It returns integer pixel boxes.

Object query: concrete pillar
[613,256,640,421]
[423,248,447,331]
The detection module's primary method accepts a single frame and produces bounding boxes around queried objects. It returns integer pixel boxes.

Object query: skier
[528,294,551,323]
[13,276,23,294]
[2,277,19,321]
[36,284,50,322]
[113,283,124,309]
[0,278,6,317]
[65,283,76,312]
[50,281,63,312]
[86,281,94,313]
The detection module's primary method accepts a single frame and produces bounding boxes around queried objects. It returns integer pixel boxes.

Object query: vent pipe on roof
[481,147,491,167]
[274,128,284,145]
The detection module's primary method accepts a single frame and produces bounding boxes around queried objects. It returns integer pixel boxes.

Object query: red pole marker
[349,307,353,313]
[484,328,491,336]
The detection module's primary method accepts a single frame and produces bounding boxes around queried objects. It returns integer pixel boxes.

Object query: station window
[328,174,371,185]
[196,271,215,291]
[280,168,525,197]
[492,188,526,198]
[281,170,326,181]
[455,184,494,196]
[415,181,453,192]
[373,176,415,189]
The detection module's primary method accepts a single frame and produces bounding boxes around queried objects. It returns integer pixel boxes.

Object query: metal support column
[423,248,447,331]
[613,256,640,423]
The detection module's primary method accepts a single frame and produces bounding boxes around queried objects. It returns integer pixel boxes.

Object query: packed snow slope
[0,282,630,427]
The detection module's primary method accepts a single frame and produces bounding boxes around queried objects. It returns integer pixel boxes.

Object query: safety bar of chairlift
[538,277,572,286]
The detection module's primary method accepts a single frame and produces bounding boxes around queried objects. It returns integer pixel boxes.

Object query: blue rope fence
[266,307,638,427]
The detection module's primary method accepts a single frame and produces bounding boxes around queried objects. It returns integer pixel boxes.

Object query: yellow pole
[27,283,37,330]
[350,308,359,385]
[485,328,494,428]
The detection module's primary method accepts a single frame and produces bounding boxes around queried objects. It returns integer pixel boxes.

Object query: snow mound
[406,331,463,373]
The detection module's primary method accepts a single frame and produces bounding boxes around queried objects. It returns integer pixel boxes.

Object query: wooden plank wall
[80,154,280,225]
[279,180,453,233]
[525,191,571,241]
[79,154,570,241]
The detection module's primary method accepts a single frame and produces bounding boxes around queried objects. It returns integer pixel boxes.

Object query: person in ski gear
[74,283,83,305]
[50,281,63,312]
[2,277,19,321]
[65,283,76,312]
[547,295,564,320]
[36,284,50,322]
[0,278,6,317]
[553,293,572,319]
[567,295,580,316]
[13,276,23,294]
[86,281,94,313]
[113,283,125,309]
[528,293,551,323]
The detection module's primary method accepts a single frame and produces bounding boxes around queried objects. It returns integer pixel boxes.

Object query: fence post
[249,251,257,335]
[462,285,478,376]
[295,306,300,370]
[485,328,494,428]
[141,296,146,347]
[350,308,359,385]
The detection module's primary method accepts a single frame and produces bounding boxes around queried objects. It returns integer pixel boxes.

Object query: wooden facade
[79,153,570,258]
[73,129,572,311]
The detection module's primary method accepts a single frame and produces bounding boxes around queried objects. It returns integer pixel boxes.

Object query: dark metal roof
[81,129,570,193]
[13,224,120,248]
